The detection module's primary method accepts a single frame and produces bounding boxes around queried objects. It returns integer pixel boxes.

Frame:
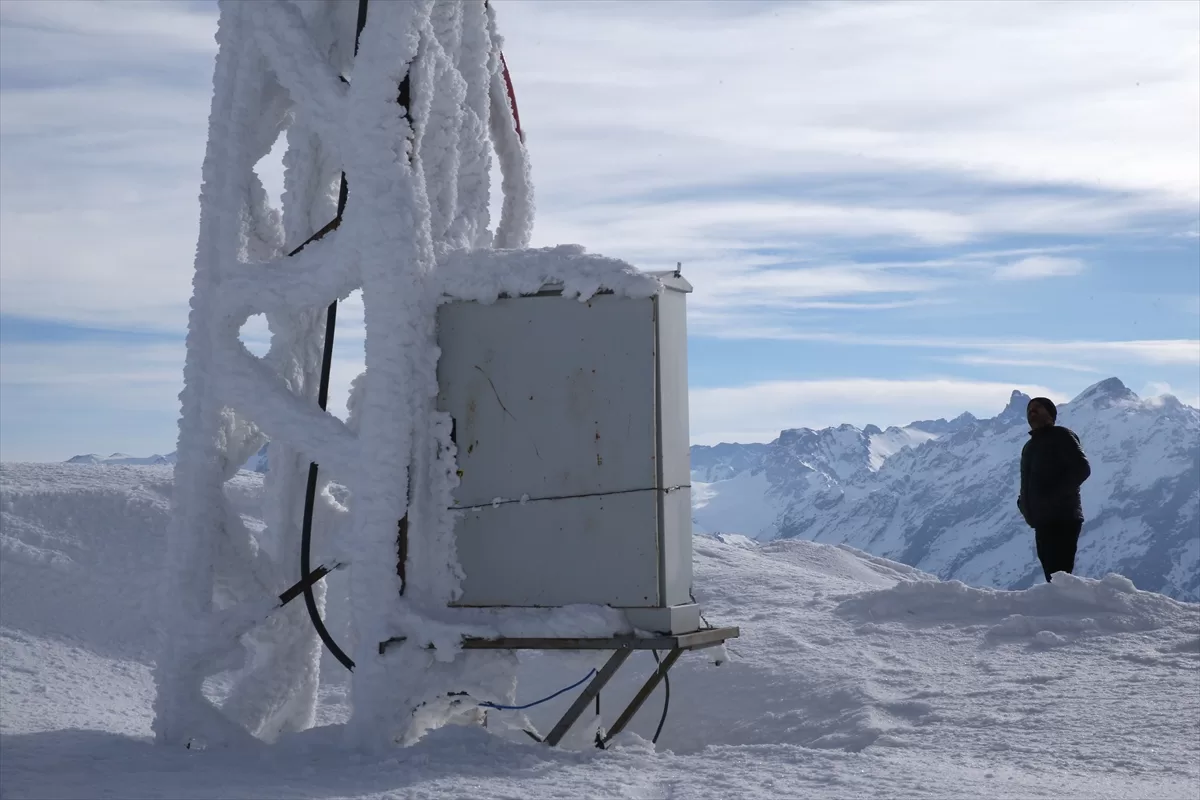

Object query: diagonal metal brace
[599,647,683,747]
[277,562,343,608]
[543,647,631,747]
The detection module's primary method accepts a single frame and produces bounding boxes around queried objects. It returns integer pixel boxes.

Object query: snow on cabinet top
[435,243,686,306]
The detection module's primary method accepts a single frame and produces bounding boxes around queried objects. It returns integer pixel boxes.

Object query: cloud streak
[940,355,1102,375]
[510,0,1199,203]
[690,319,1200,368]
[994,256,1085,281]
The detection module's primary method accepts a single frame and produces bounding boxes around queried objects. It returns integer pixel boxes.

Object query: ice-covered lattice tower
[155,0,672,751]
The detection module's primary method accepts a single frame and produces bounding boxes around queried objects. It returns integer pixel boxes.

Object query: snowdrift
[2,463,1198,799]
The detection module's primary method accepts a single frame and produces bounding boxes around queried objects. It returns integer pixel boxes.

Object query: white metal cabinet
[435,276,698,633]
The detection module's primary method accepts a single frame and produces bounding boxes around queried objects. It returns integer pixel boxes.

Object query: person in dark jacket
[1017,396,1091,583]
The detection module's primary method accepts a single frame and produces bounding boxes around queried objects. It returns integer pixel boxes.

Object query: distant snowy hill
[65,452,175,466]
[691,378,1200,602]
[66,444,269,473]
[690,423,940,540]
[1,462,1197,797]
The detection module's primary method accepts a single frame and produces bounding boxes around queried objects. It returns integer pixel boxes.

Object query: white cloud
[0,198,202,331]
[0,340,186,461]
[698,263,944,306]
[1143,381,1173,398]
[688,377,1064,445]
[942,355,1102,374]
[504,0,1199,203]
[1043,339,1199,367]
[0,301,368,461]
[0,341,183,404]
[0,0,216,54]
[994,256,1085,281]
[1140,381,1200,408]
[2,0,1197,332]
[770,299,941,312]
[688,317,1200,369]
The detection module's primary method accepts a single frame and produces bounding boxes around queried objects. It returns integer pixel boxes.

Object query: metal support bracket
[373,626,739,748]
[544,648,631,746]
[598,647,683,747]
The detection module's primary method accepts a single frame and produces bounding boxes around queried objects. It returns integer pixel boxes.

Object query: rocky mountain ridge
[690,378,1200,601]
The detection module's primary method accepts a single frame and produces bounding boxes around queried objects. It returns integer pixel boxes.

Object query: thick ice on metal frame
[158,0,670,752]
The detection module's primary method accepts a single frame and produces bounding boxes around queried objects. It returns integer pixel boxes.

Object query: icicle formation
[157,0,659,752]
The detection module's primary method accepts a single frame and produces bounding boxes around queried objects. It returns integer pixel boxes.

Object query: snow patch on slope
[866,425,939,471]
[691,470,783,539]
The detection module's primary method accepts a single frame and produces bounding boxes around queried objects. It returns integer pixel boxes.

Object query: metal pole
[600,648,683,746]
[544,648,632,746]
[296,0,372,673]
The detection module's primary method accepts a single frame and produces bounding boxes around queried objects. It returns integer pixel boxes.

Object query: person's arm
[1061,429,1091,487]
[1017,443,1031,525]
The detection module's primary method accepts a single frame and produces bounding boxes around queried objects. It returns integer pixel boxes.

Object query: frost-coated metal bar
[459,626,738,652]
[297,0,371,674]
[599,647,683,746]
[376,627,738,657]
[277,562,342,607]
[543,648,632,747]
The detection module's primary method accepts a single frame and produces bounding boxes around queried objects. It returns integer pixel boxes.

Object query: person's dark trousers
[1034,520,1084,582]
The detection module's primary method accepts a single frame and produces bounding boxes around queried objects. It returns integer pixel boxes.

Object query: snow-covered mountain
[65,452,175,466]
[66,444,269,473]
[691,421,947,540]
[691,378,1200,602]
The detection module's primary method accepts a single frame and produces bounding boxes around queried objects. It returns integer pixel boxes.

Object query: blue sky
[1,0,1197,460]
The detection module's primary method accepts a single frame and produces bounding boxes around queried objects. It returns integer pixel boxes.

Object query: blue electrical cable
[479,668,598,711]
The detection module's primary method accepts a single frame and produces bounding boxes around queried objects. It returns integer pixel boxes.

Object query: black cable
[651,650,670,745]
[298,234,354,670]
[354,0,369,39]
[297,0,372,673]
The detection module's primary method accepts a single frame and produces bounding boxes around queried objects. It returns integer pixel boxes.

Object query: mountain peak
[1071,377,1137,406]
[907,412,977,436]
[776,427,815,446]
[998,389,1032,422]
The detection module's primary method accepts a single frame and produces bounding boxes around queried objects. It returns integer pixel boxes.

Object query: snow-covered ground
[2,463,1198,798]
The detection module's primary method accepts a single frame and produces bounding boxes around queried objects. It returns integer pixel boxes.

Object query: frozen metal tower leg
[154,0,532,749]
